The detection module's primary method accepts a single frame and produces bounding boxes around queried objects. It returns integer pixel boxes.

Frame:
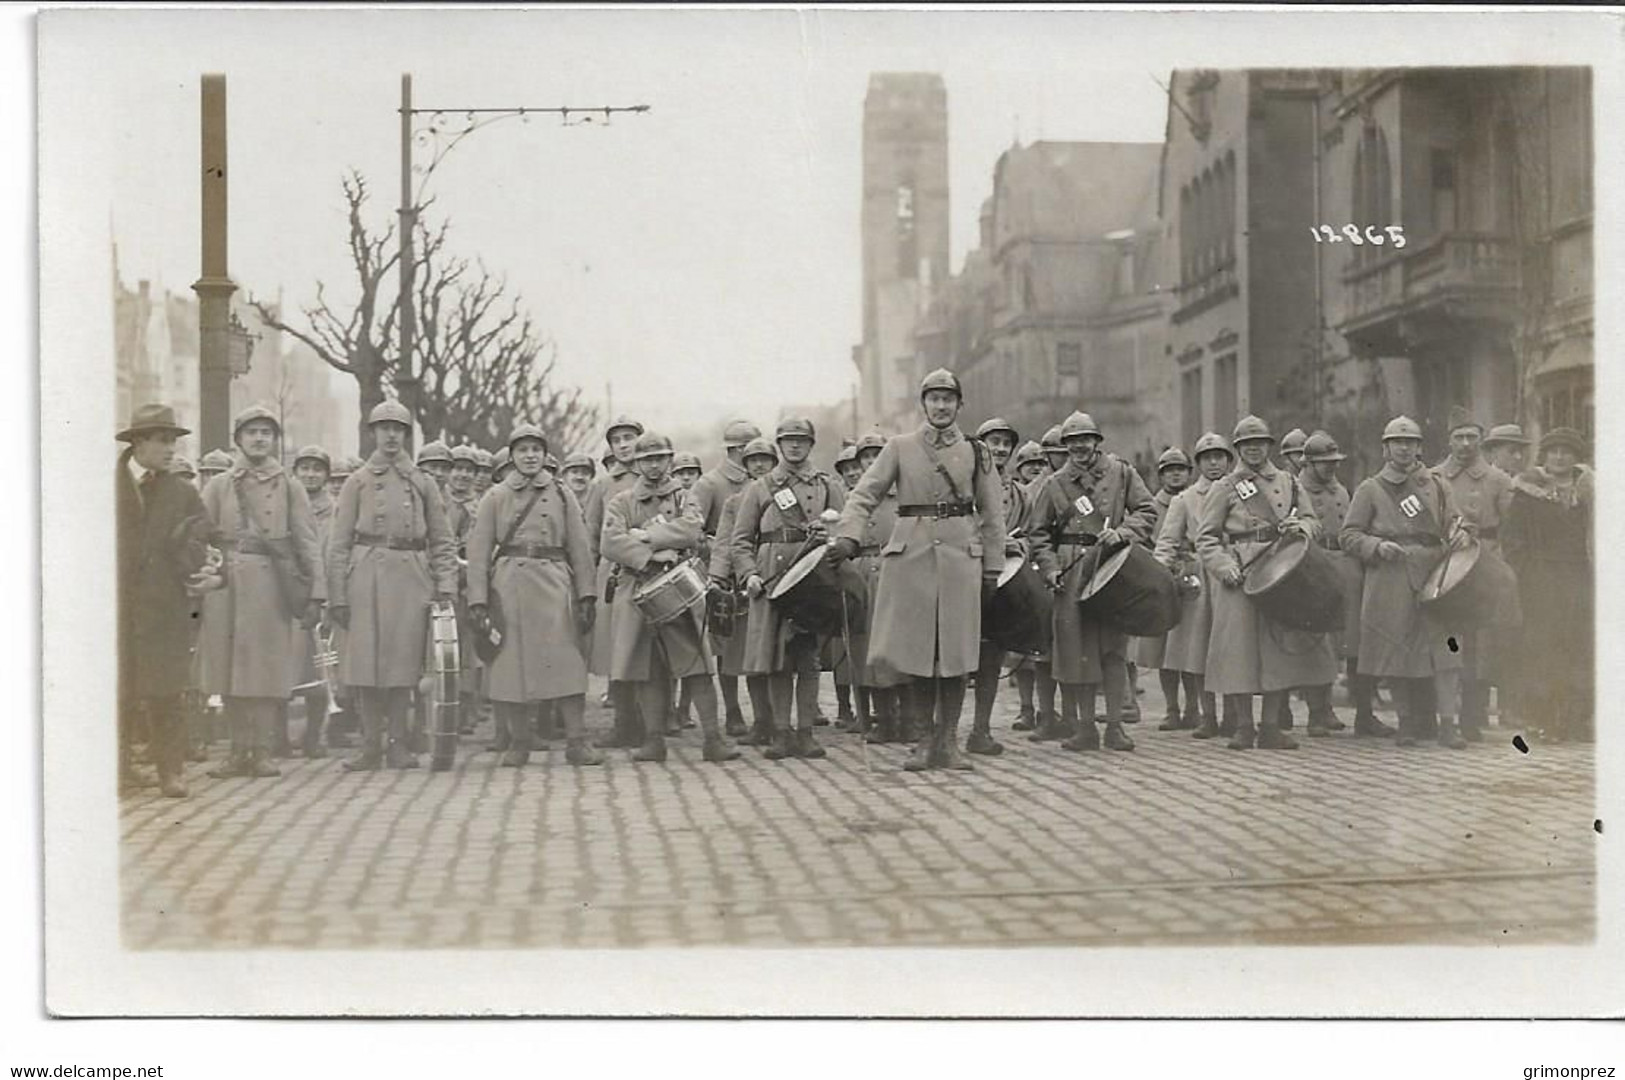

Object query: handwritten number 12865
[1312,224,1407,247]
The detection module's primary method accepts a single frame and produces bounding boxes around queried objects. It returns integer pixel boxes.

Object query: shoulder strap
[1232,469,1284,529]
[500,485,547,550]
[1374,470,1445,538]
[917,433,970,505]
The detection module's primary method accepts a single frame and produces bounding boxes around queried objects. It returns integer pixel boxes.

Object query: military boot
[1256,718,1299,750]
[632,731,668,763]
[1437,716,1467,750]
[1192,714,1221,739]
[1103,720,1135,751]
[934,715,974,771]
[501,717,533,767]
[795,727,827,760]
[562,702,604,766]
[1012,704,1037,732]
[1029,710,1065,742]
[342,709,385,772]
[762,721,794,761]
[1226,702,1257,751]
[1062,713,1101,752]
[724,707,749,739]
[1354,712,1395,738]
[903,729,935,772]
[703,735,742,762]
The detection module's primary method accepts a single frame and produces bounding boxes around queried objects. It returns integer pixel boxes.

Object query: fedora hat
[117,402,190,443]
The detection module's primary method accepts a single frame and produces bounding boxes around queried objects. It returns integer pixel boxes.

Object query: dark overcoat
[732,461,845,674]
[584,462,637,676]
[1299,470,1361,661]
[693,460,753,677]
[117,450,211,701]
[601,476,712,681]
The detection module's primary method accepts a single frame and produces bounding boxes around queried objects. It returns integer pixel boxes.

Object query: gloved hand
[1220,566,1244,588]
[744,574,765,599]
[1097,526,1123,548]
[1377,541,1405,563]
[1045,570,1063,592]
[469,603,489,633]
[300,599,324,632]
[329,604,351,630]
[826,537,861,563]
[708,577,729,595]
[575,598,597,638]
[981,572,999,609]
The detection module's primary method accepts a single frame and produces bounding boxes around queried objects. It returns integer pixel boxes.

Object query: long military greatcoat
[837,425,1004,679]
[1131,485,1181,669]
[1339,462,1465,679]
[326,450,458,688]
[1026,453,1157,686]
[1503,465,1593,718]
[1154,477,1216,676]
[584,461,637,677]
[1299,469,1361,661]
[198,459,325,699]
[733,460,845,674]
[289,487,337,688]
[466,470,595,702]
[693,460,753,677]
[118,449,211,702]
[601,475,712,681]
[1197,460,1337,694]
[835,486,907,688]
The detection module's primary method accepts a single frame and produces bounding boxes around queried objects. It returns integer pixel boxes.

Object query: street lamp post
[394,74,651,437]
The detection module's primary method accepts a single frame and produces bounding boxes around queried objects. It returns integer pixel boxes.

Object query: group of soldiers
[116,368,1593,799]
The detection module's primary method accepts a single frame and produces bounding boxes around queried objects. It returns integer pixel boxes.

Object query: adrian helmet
[1231,415,1274,445]
[508,424,549,453]
[775,417,816,443]
[632,432,676,461]
[1280,428,1308,456]
[231,404,281,440]
[1040,425,1064,452]
[416,439,453,466]
[368,400,412,429]
[1012,440,1046,469]
[1381,416,1424,443]
[604,414,645,442]
[722,420,763,448]
[1059,412,1103,443]
[1192,431,1235,462]
[855,433,887,455]
[491,447,512,476]
[450,444,480,466]
[919,367,963,400]
[672,451,704,474]
[834,444,858,467]
[293,445,332,471]
[1303,431,1346,463]
[975,417,1020,444]
[1156,446,1192,472]
[741,437,779,464]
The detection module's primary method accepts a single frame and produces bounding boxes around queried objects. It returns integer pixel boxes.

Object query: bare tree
[250,170,596,455]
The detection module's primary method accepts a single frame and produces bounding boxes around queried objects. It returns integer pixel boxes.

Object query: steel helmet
[491,447,512,475]
[472,448,494,470]
[545,453,561,472]
[1012,440,1046,468]
[1232,415,1274,445]
[368,400,412,428]
[450,444,480,466]
[741,437,779,464]
[416,439,453,466]
[170,457,197,478]
[561,451,595,474]
[919,367,963,400]
[1192,431,1234,462]
[834,445,858,467]
[775,417,816,443]
[1040,425,1064,451]
[232,404,281,440]
[975,417,1019,444]
[722,419,763,448]
[1381,416,1423,443]
[855,433,887,455]
[508,424,549,453]
[672,451,703,473]
[604,414,645,442]
[1280,428,1308,455]
[293,445,332,471]
[632,432,675,461]
[1483,423,1530,448]
[1059,412,1103,443]
[199,448,235,473]
[1156,447,1192,472]
[1303,431,1346,463]
[328,454,355,480]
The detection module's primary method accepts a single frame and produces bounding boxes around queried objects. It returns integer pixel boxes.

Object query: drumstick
[837,583,871,774]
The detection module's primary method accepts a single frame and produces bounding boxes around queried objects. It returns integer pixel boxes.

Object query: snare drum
[1079,542,1181,638]
[631,559,709,626]
[984,553,1053,656]
[1242,533,1344,634]
[769,544,865,637]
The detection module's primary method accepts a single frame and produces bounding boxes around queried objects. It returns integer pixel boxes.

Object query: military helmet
[775,417,816,443]
[545,453,561,472]
[472,448,494,470]
[450,444,480,466]
[741,436,779,463]
[1192,431,1234,461]
[368,400,412,428]
[328,454,355,480]
[1012,440,1046,469]
[723,420,763,448]
[1059,412,1103,443]
[975,417,1019,444]
[1303,431,1346,463]
[1040,425,1064,452]
[834,445,858,467]
[1483,423,1530,448]
[632,432,675,461]
[672,451,703,473]
[855,433,887,455]
[170,457,197,479]
[1231,415,1273,444]
[1156,446,1192,472]
[561,451,596,475]
[293,444,332,471]
[1381,416,1423,443]
[604,414,645,442]
[508,424,549,453]
[1280,428,1308,455]
[231,404,281,440]
[416,439,453,466]
[199,448,235,473]
[491,447,512,475]
[919,367,963,400]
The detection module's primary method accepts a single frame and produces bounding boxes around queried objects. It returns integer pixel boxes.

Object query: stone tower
[857,73,949,429]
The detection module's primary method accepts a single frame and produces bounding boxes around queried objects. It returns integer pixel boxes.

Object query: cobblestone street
[120,678,1596,949]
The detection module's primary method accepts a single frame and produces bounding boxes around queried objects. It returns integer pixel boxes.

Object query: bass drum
[984,553,1052,656]
[1418,536,1519,628]
[1243,533,1344,633]
[769,544,866,637]
[1079,542,1180,638]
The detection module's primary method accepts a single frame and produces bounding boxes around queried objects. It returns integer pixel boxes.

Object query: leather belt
[218,537,276,557]
[857,544,882,556]
[1476,526,1499,541]
[758,528,809,544]
[497,542,566,561]
[1050,532,1100,547]
[1373,533,1443,547]
[353,531,427,551]
[898,502,974,518]
[1226,527,1280,543]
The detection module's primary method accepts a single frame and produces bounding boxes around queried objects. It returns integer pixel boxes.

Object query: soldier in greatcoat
[198,406,325,779]
[602,433,741,764]
[1430,407,1516,742]
[831,370,1004,771]
[198,448,233,491]
[668,450,708,734]
[966,416,1027,756]
[117,403,215,797]
[1280,428,1309,477]
[473,448,495,499]
[1196,415,1333,751]
[1006,440,1049,732]
[1025,411,1157,754]
[560,452,596,501]
[1301,432,1390,737]
[465,424,600,766]
[733,417,847,760]
[690,420,763,737]
[287,445,337,758]
[826,443,868,731]
[327,400,459,770]
[1154,432,1231,738]
[711,437,782,746]
[583,415,646,749]
[417,440,454,493]
[1340,416,1474,749]
[1136,447,1193,730]
[491,447,513,485]
[1022,420,1079,742]
[843,433,915,745]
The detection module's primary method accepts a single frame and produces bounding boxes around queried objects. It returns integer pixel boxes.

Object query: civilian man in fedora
[117,403,215,797]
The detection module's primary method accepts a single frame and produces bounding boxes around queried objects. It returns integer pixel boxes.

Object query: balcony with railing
[1337,232,1520,351]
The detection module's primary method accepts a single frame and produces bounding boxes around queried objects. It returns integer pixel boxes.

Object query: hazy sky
[66,8,1170,434]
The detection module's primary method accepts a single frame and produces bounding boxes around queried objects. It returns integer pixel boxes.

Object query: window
[1115,246,1136,297]
[895,182,917,279]
[1214,353,1238,430]
[1056,342,1082,398]
[1179,185,1194,288]
[1548,68,1592,223]
[1181,365,1204,449]
[1352,125,1392,264]
[1431,149,1458,233]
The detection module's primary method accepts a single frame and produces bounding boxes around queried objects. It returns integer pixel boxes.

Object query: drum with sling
[1078,540,1180,637]
[706,583,742,638]
[425,599,461,771]
[632,559,709,626]
[984,552,1052,655]
[769,543,865,637]
[1418,534,1516,627]
[1242,532,1344,633]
